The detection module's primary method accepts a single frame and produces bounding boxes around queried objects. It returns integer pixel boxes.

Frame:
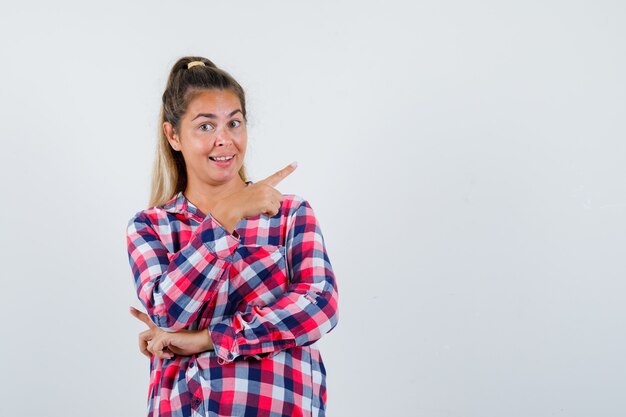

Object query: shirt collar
[163,191,200,217]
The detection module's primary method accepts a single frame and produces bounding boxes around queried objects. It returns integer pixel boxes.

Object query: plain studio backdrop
[1,1,624,416]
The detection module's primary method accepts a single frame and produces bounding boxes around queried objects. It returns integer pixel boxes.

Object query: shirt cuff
[210,319,240,365]
[209,315,292,364]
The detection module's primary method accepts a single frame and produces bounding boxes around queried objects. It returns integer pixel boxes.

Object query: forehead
[185,89,242,118]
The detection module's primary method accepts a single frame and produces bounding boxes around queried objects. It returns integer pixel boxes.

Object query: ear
[163,122,182,151]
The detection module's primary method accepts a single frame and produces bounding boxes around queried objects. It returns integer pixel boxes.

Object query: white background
[1,1,625,416]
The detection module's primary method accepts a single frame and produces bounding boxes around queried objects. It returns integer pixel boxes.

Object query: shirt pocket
[228,244,289,314]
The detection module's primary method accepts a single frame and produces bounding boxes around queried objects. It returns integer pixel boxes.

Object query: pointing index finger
[130,306,156,329]
[261,161,298,187]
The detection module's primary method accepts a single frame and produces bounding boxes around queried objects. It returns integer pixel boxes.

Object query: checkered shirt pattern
[126,185,339,417]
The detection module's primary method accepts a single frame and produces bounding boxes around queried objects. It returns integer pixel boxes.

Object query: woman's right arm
[125,211,240,331]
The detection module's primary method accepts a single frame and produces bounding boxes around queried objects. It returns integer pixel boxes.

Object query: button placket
[186,356,203,412]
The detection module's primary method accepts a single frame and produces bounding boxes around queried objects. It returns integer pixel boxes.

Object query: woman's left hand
[130,306,214,360]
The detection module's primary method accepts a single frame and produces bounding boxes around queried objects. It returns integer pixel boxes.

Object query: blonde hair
[148,56,249,208]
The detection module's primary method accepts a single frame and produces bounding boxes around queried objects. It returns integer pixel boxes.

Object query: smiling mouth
[208,155,235,161]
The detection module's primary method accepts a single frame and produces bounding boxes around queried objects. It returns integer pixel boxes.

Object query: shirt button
[192,398,201,407]
[189,361,195,368]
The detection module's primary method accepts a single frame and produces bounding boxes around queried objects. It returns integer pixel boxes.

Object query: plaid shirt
[126,183,339,417]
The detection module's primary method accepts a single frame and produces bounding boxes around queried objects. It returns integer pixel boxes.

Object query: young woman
[125,56,339,417]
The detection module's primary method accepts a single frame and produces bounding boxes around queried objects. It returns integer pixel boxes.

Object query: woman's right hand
[212,162,297,233]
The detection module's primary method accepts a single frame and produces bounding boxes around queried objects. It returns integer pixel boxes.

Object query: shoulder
[126,195,179,232]
[280,193,320,224]
[280,193,312,213]
[280,193,306,210]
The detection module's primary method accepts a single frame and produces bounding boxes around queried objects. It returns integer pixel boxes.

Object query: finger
[129,306,156,329]
[160,347,174,360]
[138,330,154,358]
[148,335,174,360]
[264,200,281,217]
[260,161,297,187]
[139,329,154,342]
[146,338,156,355]
[138,338,151,358]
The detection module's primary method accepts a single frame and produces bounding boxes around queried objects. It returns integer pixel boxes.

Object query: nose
[214,125,231,147]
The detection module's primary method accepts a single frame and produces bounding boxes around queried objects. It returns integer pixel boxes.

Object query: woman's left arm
[208,198,339,364]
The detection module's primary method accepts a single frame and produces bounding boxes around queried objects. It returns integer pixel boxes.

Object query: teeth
[210,155,234,161]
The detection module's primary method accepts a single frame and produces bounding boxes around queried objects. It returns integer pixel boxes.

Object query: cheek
[236,131,248,149]
[188,138,212,154]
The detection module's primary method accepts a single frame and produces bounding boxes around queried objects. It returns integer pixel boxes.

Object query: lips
[208,155,235,161]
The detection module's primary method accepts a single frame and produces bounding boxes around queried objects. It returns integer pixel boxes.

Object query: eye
[229,120,242,128]
[199,123,214,132]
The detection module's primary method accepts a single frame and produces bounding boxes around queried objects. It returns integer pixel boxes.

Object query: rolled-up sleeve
[209,199,339,364]
[126,211,240,331]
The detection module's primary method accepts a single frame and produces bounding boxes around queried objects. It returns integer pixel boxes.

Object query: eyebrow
[191,109,243,121]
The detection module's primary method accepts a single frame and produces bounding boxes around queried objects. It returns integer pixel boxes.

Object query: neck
[184,175,247,215]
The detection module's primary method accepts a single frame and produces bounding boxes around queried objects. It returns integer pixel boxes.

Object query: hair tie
[187,61,205,69]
